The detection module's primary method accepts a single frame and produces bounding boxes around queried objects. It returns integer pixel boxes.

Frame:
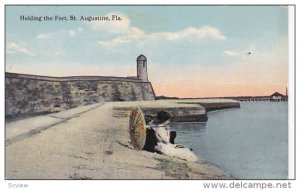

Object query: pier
[230,96,288,102]
[200,92,288,102]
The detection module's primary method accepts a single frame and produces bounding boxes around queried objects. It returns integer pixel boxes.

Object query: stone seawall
[113,101,208,123]
[162,99,241,112]
[5,73,156,116]
[111,99,240,123]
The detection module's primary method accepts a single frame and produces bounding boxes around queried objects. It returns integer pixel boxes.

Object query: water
[170,102,288,179]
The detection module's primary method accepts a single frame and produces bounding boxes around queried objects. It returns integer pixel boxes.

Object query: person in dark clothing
[143,111,177,152]
[143,115,157,152]
[143,128,158,152]
[169,131,176,144]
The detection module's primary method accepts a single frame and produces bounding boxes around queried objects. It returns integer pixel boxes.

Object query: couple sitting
[143,111,198,162]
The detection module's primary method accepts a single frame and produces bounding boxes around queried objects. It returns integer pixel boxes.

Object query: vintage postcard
[4,4,293,183]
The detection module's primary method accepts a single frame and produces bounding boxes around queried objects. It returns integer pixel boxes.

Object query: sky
[5,5,289,98]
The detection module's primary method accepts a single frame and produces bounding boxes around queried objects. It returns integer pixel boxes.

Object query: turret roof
[137,54,147,61]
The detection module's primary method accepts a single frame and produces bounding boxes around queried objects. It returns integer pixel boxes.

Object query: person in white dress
[144,111,198,162]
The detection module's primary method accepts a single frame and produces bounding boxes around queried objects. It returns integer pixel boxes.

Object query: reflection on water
[170,102,288,179]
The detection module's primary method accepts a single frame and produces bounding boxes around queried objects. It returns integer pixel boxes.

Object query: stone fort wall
[5,72,156,116]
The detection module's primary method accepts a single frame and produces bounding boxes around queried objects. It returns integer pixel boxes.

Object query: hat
[156,111,170,123]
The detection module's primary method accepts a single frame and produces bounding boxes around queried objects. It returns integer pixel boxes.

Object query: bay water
[170,102,288,179]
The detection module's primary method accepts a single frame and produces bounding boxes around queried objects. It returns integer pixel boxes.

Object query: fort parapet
[5,72,143,82]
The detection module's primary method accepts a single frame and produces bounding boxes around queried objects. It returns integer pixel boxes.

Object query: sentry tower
[137,54,148,82]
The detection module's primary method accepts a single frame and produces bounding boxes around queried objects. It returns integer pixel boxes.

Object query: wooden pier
[225,95,288,102]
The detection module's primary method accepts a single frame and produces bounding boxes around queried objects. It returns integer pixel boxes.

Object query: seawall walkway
[5,100,236,179]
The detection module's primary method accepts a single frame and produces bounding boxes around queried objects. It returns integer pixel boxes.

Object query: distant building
[270,92,287,102]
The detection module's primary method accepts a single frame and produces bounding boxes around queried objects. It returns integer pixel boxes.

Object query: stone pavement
[6,103,103,145]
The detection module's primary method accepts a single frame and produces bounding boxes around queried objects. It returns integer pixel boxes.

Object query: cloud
[97,37,130,46]
[54,51,63,56]
[98,25,226,47]
[88,12,130,33]
[69,30,76,37]
[36,33,51,39]
[69,27,83,37]
[224,44,257,57]
[128,27,145,38]
[6,42,35,56]
[90,12,226,47]
[149,26,226,41]
[224,50,239,57]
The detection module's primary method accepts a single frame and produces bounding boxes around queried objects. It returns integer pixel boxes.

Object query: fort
[5,54,155,116]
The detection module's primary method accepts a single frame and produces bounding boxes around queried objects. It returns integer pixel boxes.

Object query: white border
[1,1,297,190]
[288,5,295,180]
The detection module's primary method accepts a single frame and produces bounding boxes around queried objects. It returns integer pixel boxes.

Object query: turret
[137,54,148,82]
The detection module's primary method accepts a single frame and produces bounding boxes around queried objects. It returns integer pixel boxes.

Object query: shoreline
[6,101,235,179]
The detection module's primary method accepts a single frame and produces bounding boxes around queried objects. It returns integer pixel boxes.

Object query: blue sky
[6,5,289,97]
